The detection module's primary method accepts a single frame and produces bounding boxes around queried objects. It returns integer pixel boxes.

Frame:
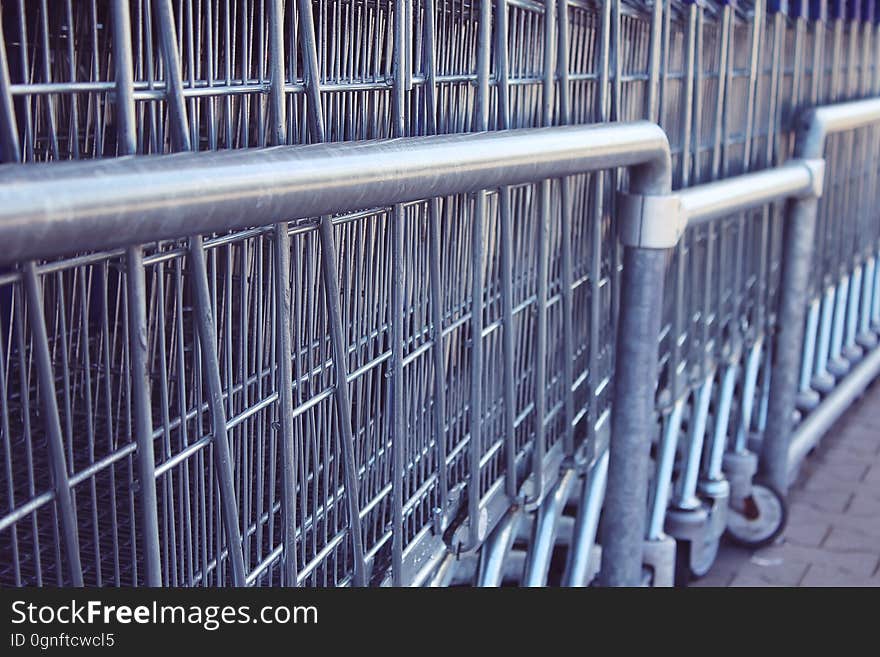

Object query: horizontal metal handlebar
[680,159,825,227]
[796,97,880,158]
[763,96,880,493]
[0,122,671,265]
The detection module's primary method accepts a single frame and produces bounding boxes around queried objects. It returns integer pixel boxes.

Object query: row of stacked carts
[0,0,879,587]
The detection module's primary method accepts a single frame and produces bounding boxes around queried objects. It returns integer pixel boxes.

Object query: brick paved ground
[692,377,880,587]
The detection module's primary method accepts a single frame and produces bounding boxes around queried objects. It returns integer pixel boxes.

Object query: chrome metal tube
[679,161,819,226]
[0,123,672,266]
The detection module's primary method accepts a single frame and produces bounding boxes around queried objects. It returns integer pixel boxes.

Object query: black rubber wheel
[673,540,691,587]
[724,482,787,549]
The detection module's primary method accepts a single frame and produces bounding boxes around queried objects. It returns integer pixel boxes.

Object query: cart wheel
[673,540,692,588]
[725,483,787,548]
[673,535,720,587]
[689,534,720,579]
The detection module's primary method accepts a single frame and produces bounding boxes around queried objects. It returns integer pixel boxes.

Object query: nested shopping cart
[1,0,880,589]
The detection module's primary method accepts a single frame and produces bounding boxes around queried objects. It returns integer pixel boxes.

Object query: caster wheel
[673,536,720,587]
[725,482,787,548]
[689,534,720,579]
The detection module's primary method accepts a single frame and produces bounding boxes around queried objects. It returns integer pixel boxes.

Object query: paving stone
[782,515,830,548]
[822,526,880,554]
[728,572,794,588]
[847,480,880,502]
[846,491,880,518]
[752,541,879,578]
[800,475,880,503]
[799,563,880,587]
[842,416,880,434]
[690,571,734,587]
[800,471,866,496]
[690,544,751,584]
[810,462,870,482]
[788,501,880,539]
[733,552,810,586]
[812,448,873,470]
[788,487,853,514]
[864,465,880,485]
[838,427,880,444]
[686,379,880,587]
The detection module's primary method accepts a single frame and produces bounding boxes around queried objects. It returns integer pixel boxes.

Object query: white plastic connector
[617,192,685,250]
[800,158,825,199]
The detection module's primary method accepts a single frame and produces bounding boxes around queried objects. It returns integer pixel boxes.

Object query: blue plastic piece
[768,0,789,13]
[846,0,860,20]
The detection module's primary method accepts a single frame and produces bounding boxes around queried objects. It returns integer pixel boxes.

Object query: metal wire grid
[796,124,880,399]
[646,2,880,561]
[0,0,602,587]
[655,2,880,413]
[0,0,879,588]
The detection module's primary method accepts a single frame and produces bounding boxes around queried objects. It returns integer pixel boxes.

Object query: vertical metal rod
[556,0,575,459]
[125,246,163,586]
[561,450,609,586]
[872,253,880,328]
[814,285,837,389]
[668,2,697,417]
[711,4,731,178]
[156,0,192,151]
[268,0,298,586]
[415,0,448,523]
[673,376,712,508]
[646,0,663,122]
[188,236,247,586]
[267,0,287,146]
[528,176,551,507]
[828,276,851,374]
[317,217,367,586]
[0,23,21,162]
[844,266,863,357]
[273,222,298,586]
[476,508,521,587]
[421,0,448,515]
[742,0,763,171]
[735,339,763,452]
[422,0,438,135]
[393,0,407,138]
[523,469,576,586]
[762,197,820,493]
[22,263,84,586]
[390,203,405,583]
[587,0,612,457]
[390,0,410,583]
[861,257,878,342]
[601,246,669,586]
[111,0,137,155]
[495,0,517,499]
[297,0,325,141]
[706,365,737,480]
[646,399,684,540]
[798,301,821,401]
[427,199,449,511]
[692,2,704,182]
[113,0,163,588]
[465,0,492,543]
